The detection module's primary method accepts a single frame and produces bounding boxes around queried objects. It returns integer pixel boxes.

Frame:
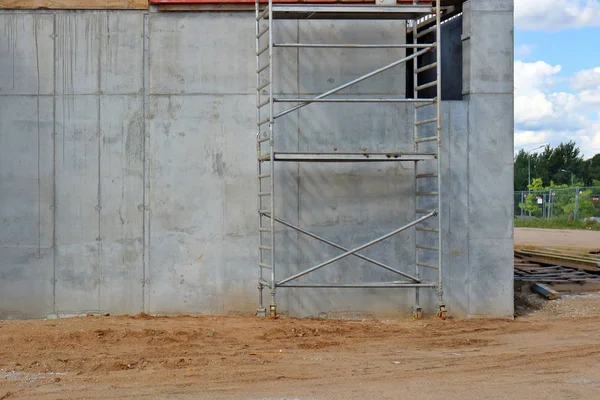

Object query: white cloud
[515,44,536,58]
[515,0,600,31]
[515,61,600,158]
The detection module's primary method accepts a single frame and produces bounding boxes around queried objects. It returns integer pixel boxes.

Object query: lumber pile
[514,247,600,273]
[514,247,600,299]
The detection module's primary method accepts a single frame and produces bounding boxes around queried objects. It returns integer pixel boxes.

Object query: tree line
[514,141,600,191]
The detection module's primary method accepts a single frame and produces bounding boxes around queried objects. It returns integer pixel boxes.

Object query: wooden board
[0,0,147,9]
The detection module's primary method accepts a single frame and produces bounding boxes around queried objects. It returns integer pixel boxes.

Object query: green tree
[518,178,544,216]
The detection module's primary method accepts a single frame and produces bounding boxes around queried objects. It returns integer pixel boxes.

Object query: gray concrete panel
[467,94,514,239]
[0,96,54,319]
[462,1,514,94]
[149,13,256,95]
[0,14,54,96]
[298,20,406,95]
[100,13,144,95]
[468,237,514,317]
[97,95,145,314]
[55,13,102,94]
[54,95,101,312]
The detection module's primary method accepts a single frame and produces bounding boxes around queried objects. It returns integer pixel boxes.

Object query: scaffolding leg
[256,282,266,317]
[269,289,277,318]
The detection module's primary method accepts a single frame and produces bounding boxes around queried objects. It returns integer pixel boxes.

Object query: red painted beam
[151,0,425,4]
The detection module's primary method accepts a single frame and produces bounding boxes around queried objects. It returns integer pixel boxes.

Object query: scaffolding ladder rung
[258,135,270,143]
[416,209,436,214]
[256,25,269,38]
[257,63,270,74]
[416,173,438,178]
[259,245,272,251]
[257,118,271,127]
[258,192,271,196]
[415,99,436,109]
[415,117,438,127]
[256,7,269,20]
[417,245,439,251]
[257,44,269,56]
[258,173,271,179]
[416,24,437,39]
[259,209,271,215]
[416,81,438,92]
[257,80,270,91]
[258,97,270,108]
[259,263,272,269]
[416,62,438,74]
[416,191,439,196]
[258,153,272,161]
[259,227,271,232]
[416,227,439,233]
[415,136,437,143]
[417,262,439,270]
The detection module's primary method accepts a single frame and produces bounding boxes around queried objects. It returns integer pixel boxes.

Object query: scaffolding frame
[255,0,447,320]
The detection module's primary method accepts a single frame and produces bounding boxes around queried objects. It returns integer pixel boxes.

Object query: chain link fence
[514,187,600,220]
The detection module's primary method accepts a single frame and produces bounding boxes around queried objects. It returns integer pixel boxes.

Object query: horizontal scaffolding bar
[277,212,436,286]
[257,80,270,91]
[417,262,439,270]
[416,81,438,92]
[273,43,435,49]
[259,245,272,251]
[270,4,442,20]
[416,208,436,213]
[259,263,272,269]
[416,173,438,178]
[416,191,439,196]
[416,62,437,74]
[272,151,436,162]
[277,282,438,288]
[259,209,270,215]
[416,226,439,233]
[258,173,271,178]
[273,216,420,282]
[274,98,436,103]
[416,245,439,251]
[275,46,433,119]
[256,6,269,20]
[259,227,271,232]
[415,117,438,126]
[415,136,437,143]
[258,192,271,196]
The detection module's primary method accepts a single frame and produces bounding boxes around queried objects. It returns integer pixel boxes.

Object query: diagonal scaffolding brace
[276,212,436,286]
[274,45,435,119]
[271,216,422,283]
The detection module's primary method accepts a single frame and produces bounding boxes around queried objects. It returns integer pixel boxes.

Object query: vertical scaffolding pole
[435,0,445,318]
[255,0,264,313]
[411,16,421,320]
[268,0,277,318]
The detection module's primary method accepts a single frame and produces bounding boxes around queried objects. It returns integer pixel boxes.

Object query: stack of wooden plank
[514,247,600,297]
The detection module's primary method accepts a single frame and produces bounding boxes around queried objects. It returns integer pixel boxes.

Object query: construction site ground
[2,228,600,400]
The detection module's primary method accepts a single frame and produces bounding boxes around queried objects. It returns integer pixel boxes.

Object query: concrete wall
[0,0,514,319]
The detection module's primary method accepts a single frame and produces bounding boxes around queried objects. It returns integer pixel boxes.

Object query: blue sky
[514,0,600,158]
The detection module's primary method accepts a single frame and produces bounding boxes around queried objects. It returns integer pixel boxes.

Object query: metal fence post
[575,187,580,220]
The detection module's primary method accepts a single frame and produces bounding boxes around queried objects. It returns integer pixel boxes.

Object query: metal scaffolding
[255,0,448,320]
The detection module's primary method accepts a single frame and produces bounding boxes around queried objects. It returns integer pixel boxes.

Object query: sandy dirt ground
[1,229,600,400]
[515,227,600,248]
